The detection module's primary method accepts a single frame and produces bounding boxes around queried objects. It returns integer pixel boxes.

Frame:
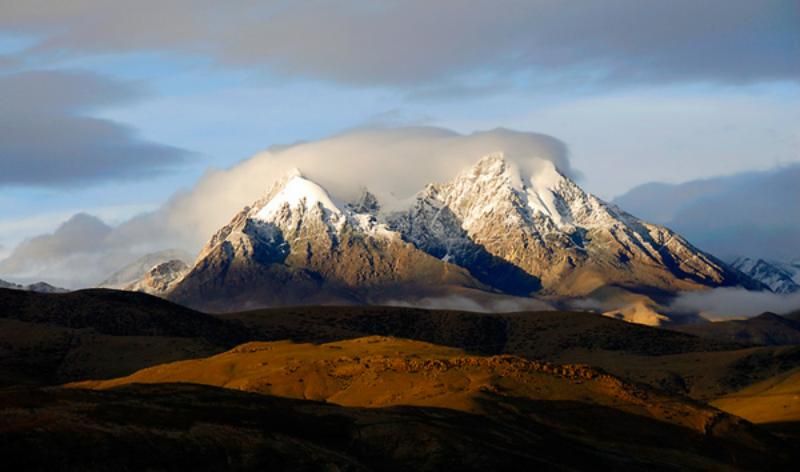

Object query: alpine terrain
[730,257,800,294]
[160,154,755,311]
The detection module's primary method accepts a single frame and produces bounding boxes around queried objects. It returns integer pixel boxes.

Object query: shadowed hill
[0,288,249,386]
[220,306,800,400]
[0,288,247,345]
[4,382,793,471]
[220,305,738,357]
[674,312,800,346]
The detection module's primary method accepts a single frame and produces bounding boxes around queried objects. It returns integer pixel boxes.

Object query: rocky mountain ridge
[168,169,481,311]
[730,256,800,294]
[146,154,759,311]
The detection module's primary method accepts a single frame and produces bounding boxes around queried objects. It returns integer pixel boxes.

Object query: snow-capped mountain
[165,154,758,311]
[730,257,800,294]
[169,169,481,311]
[388,154,752,297]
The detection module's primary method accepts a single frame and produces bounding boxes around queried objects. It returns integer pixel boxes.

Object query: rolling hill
[67,337,793,470]
[674,312,800,346]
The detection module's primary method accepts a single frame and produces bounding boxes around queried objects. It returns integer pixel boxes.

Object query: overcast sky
[0,1,798,281]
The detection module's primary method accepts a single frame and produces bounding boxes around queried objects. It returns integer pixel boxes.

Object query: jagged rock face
[169,171,480,311]
[388,154,750,296]
[126,260,190,295]
[98,249,192,290]
[730,257,800,294]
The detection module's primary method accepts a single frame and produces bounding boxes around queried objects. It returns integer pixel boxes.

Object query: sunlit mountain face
[1,2,798,470]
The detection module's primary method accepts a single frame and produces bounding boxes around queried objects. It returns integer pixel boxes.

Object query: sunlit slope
[73,336,743,435]
[713,368,800,424]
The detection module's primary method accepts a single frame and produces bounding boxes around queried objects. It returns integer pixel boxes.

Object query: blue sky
[0,1,798,260]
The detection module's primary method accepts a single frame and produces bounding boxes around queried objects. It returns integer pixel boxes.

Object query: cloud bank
[1,1,796,88]
[0,70,188,186]
[670,287,800,320]
[386,295,553,313]
[0,214,113,287]
[614,165,800,261]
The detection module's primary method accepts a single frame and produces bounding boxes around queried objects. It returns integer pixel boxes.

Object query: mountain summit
[169,170,482,311]
[389,154,752,297]
[166,155,757,311]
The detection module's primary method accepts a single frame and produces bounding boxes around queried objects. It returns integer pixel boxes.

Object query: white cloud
[0,203,161,287]
[120,126,572,251]
[670,287,800,320]
[487,89,800,198]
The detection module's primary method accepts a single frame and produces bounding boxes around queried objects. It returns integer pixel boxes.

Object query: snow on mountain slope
[125,259,190,295]
[98,249,193,290]
[730,257,800,294]
[388,153,753,297]
[254,168,343,222]
[169,170,482,311]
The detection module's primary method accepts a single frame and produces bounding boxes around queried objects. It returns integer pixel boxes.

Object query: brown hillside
[713,368,800,425]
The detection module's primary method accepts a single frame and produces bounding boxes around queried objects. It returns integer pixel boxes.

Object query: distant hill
[0,278,67,293]
[0,288,248,386]
[674,312,800,346]
[0,288,246,344]
[221,305,734,357]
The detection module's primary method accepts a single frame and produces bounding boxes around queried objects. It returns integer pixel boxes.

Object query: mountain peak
[253,172,342,222]
[464,152,524,189]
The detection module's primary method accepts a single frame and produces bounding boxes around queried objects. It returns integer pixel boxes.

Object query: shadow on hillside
[5,382,791,470]
[391,205,542,296]
[761,421,800,441]
[473,394,793,469]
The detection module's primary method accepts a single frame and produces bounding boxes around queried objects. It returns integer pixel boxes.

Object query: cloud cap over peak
[155,125,574,247]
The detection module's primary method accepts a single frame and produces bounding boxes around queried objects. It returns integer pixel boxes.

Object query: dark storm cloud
[0,70,188,186]
[0,1,797,88]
